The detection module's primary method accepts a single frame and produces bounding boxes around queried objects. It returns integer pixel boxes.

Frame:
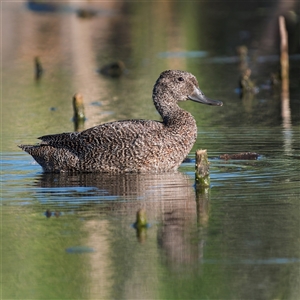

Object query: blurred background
[2,0,300,151]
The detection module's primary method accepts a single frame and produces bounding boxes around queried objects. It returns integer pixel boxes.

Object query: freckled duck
[19,70,223,173]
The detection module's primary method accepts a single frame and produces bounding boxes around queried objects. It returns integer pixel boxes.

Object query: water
[2,1,300,299]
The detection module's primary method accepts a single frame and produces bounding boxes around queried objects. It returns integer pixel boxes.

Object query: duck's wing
[79,119,164,146]
[37,119,164,153]
[38,132,80,144]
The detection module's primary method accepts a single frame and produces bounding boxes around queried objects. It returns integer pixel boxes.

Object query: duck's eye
[178,77,184,82]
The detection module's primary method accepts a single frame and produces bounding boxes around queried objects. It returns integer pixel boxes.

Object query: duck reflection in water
[36,171,209,270]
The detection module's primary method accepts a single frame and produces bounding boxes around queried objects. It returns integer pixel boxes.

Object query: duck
[19,70,223,173]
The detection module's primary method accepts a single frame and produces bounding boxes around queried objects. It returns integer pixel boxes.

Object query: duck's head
[153,70,223,107]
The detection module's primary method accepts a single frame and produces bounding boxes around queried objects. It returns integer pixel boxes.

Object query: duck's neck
[153,90,194,126]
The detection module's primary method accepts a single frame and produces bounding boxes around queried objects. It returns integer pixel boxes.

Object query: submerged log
[195,149,210,188]
[219,152,259,160]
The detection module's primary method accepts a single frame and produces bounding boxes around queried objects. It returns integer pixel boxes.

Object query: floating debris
[44,210,61,218]
[54,211,61,217]
[76,8,97,19]
[45,209,52,218]
[98,61,125,78]
[219,152,260,160]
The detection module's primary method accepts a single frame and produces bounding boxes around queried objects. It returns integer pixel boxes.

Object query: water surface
[2,1,300,299]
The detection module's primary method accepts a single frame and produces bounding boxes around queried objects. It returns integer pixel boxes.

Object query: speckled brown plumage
[19,70,223,173]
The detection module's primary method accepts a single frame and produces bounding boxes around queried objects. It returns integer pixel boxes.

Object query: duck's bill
[188,87,223,106]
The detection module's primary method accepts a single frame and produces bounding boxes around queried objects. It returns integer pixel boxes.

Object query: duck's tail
[18,144,37,154]
[18,144,79,172]
[19,144,53,171]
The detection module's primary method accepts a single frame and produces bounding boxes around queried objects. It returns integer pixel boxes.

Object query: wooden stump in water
[279,16,289,94]
[133,208,148,243]
[195,149,210,188]
[195,150,210,228]
[73,93,86,131]
[134,208,147,228]
[34,56,43,80]
[279,16,291,130]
